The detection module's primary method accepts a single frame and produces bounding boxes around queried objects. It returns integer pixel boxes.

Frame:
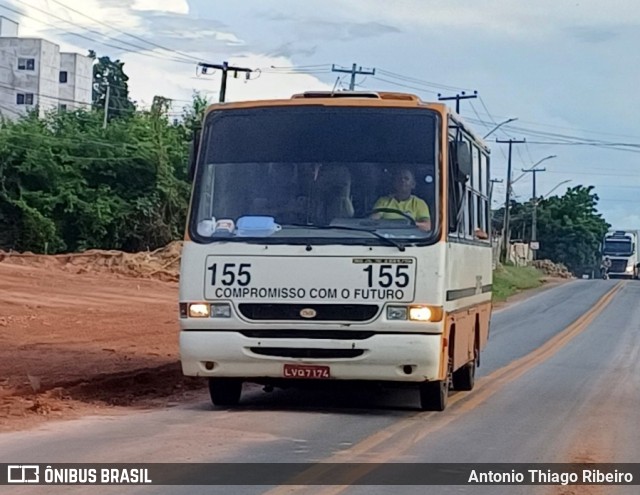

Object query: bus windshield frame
[188,105,442,248]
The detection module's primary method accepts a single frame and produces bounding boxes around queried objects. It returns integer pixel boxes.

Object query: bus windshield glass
[603,238,632,256]
[191,106,439,246]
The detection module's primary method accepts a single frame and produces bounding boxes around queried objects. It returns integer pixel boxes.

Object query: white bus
[179,91,493,411]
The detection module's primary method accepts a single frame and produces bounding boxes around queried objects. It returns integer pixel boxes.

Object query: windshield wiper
[283,224,406,252]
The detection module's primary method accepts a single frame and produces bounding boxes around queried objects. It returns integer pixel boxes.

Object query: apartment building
[0,16,92,119]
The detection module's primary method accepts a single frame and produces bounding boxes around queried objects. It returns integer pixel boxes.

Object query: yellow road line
[262,282,623,494]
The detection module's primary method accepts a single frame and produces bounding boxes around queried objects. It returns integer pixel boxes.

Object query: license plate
[283,364,330,379]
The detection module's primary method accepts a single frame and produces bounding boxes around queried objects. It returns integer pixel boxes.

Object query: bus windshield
[603,239,632,256]
[190,106,439,246]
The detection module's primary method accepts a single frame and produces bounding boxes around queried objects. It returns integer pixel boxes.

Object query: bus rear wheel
[453,358,478,391]
[452,350,477,391]
[208,378,242,407]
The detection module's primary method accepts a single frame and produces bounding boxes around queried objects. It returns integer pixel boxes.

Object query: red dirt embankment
[0,243,203,431]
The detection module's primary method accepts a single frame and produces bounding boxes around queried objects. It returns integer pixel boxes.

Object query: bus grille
[240,330,375,340]
[610,259,628,273]
[238,304,379,322]
[249,348,364,359]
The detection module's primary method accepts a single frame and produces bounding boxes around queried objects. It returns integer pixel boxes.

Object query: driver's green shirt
[374,195,430,221]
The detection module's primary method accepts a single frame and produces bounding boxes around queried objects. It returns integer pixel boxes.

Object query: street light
[483,118,518,139]
[512,154,557,185]
[541,179,571,200]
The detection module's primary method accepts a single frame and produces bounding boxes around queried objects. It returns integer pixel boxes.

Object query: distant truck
[601,230,639,279]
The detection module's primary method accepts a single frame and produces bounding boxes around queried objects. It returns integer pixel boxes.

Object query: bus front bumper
[179,331,443,383]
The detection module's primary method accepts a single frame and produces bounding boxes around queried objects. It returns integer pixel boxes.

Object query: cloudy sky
[4,0,640,228]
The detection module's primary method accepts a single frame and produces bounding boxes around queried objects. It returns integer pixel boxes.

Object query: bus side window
[447,141,464,236]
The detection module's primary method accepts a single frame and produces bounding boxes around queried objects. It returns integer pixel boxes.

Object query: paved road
[2,279,638,494]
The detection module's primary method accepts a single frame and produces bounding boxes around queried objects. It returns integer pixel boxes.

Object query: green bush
[493,265,544,302]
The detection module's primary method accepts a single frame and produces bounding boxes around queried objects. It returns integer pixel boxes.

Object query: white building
[0,16,93,119]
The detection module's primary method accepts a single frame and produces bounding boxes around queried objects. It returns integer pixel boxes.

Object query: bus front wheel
[419,358,451,411]
[208,378,242,407]
[419,379,449,411]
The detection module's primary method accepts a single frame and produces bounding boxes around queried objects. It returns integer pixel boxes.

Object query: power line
[14,0,194,63]
[544,169,640,177]
[0,2,194,65]
[46,0,198,64]
[369,75,439,95]
[375,68,472,93]
[469,101,508,161]
[466,116,640,154]
[266,64,332,70]
[466,110,640,142]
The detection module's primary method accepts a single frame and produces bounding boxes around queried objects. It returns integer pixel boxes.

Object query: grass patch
[493,264,544,302]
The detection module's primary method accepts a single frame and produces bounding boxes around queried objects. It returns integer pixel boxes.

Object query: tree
[491,186,610,275]
[181,91,209,138]
[535,186,609,275]
[0,94,199,253]
[89,50,136,120]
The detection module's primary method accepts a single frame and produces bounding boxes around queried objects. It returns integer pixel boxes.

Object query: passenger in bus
[256,165,354,225]
[371,167,431,231]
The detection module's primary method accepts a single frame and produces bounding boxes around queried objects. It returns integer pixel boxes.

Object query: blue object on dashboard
[236,216,281,237]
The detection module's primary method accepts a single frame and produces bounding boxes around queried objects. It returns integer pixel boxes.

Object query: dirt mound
[0,241,183,282]
[0,364,204,429]
[533,259,573,279]
[52,362,202,406]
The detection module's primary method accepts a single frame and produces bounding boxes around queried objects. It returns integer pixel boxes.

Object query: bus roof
[203,91,490,151]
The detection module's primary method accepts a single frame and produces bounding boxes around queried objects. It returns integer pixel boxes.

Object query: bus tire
[208,378,242,406]
[453,337,478,391]
[452,355,476,391]
[419,379,448,411]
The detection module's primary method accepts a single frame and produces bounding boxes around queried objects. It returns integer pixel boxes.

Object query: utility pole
[198,61,253,102]
[102,83,110,129]
[496,138,526,263]
[331,63,375,90]
[437,91,478,113]
[521,167,546,259]
[489,178,503,243]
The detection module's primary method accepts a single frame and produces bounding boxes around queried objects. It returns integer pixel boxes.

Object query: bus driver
[371,167,431,231]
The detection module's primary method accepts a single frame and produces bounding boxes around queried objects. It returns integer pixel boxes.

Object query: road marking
[261,282,623,494]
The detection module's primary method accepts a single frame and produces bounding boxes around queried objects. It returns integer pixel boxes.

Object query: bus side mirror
[188,129,201,182]
[454,141,472,182]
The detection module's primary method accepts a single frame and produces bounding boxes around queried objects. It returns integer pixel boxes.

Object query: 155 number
[363,264,410,288]
[208,263,252,286]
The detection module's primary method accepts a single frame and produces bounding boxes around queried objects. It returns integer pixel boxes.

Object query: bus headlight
[409,306,432,321]
[386,306,408,320]
[409,305,443,322]
[386,305,443,322]
[211,303,231,318]
[188,303,210,318]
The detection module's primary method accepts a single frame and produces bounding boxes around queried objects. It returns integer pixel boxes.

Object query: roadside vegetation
[492,264,545,302]
[492,187,610,276]
[0,52,205,254]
